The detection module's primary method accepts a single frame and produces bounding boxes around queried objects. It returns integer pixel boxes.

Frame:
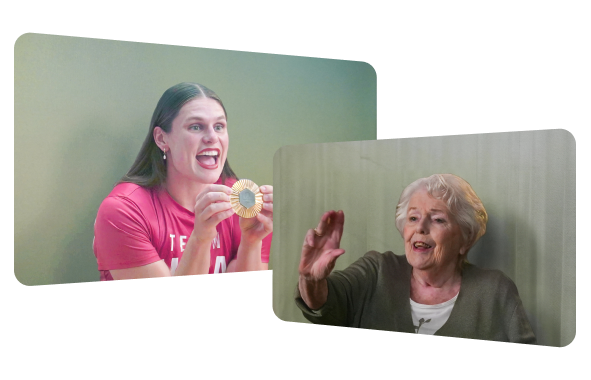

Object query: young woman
[93,83,273,280]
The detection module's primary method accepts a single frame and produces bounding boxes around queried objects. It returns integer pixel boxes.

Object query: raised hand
[299,210,345,282]
[239,185,273,243]
[192,184,235,243]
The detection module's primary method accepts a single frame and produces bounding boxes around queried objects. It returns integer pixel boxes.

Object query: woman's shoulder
[464,263,513,281]
[98,183,156,216]
[332,251,411,290]
[463,263,518,293]
[107,182,152,199]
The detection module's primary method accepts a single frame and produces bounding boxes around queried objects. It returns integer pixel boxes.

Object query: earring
[163,149,167,160]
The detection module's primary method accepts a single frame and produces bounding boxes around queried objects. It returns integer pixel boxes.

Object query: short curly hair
[395,174,488,255]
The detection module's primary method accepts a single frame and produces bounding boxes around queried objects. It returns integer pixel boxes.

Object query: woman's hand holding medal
[192,184,234,244]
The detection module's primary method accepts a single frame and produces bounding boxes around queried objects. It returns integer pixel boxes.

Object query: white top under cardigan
[410,292,459,334]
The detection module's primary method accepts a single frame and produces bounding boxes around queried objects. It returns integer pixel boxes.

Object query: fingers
[255,209,273,233]
[301,227,344,255]
[191,185,234,243]
[194,185,233,217]
[332,210,345,237]
[314,210,343,237]
[195,184,232,203]
[299,229,319,274]
[198,201,234,221]
[334,209,344,224]
[299,244,346,280]
[260,185,273,212]
[302,228,317,250]
[262,202,273,213]
[195,192,234,224]
[320,248,346,278]
[313,211,331,237]
[199,192,232,206]
[194,195,232,217]
[330,248,346,259]
[299,210,346,281]
[200,184,233,196]
[235,185,272,242]
[259,185,273,196]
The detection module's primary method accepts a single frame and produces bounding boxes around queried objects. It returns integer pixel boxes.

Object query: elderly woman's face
[403,188,466,272]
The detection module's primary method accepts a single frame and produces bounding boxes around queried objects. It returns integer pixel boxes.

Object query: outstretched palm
[299,210,345,281]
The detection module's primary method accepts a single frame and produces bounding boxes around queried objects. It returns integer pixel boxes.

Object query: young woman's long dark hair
[120,83,237,187]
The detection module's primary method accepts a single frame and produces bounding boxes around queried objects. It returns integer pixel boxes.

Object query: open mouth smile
[412,241,433,251]
[196,149,220,169]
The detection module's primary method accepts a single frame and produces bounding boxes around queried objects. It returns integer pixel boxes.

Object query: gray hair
[395,174,488,253]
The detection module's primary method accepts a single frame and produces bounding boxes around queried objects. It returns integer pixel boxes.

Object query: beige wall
[14,33,376,286]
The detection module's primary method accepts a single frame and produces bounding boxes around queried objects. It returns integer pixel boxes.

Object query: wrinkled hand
[239,185,273,243]
[299,210,345,281]
[192,184,234,243]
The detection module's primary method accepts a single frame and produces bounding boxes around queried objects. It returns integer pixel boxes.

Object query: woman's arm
[298,276,328,310]
[227,239,266,272]
[107,232,219,279]
[297,210,345,309]
[107,238,228,280]
[505,281,537,344]
[110,260,171,279]
[101,184,235,279]
[109,226,224,280]
[108,225,227,279]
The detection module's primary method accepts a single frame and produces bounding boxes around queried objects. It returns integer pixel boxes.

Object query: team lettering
[168,232,225,274]
[169,233,220,251]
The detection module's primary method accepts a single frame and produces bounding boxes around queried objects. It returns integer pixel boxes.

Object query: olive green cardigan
[295,251,536,344]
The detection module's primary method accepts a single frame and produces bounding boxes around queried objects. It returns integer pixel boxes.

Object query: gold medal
[230,179,263,218]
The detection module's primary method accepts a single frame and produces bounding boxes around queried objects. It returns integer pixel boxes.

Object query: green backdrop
[14,33,376,286]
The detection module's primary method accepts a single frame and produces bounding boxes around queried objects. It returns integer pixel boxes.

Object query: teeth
[199,151,218,156]
[414,242,431,248]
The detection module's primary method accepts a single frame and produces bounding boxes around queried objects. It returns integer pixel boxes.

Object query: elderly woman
[295,174,536,343]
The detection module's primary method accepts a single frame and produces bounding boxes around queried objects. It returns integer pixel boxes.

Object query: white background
[42,22,567,355]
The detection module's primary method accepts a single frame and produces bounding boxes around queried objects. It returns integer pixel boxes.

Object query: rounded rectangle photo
[14,33,376,286]
[272,129,575,348]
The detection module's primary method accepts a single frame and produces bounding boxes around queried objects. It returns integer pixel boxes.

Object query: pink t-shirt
[93,179,271,280]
